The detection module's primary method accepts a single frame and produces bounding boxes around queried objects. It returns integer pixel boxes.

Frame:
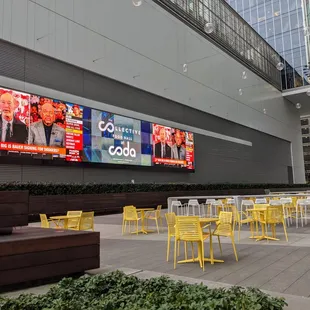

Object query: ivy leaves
[0,271,287,310]
[0,182,308,196]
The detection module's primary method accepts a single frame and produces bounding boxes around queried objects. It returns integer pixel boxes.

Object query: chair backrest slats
[40,214,49,228]
[123,206,138,220]
[165,212,176,235]
[175,216,202,241]
[80,211,94,230]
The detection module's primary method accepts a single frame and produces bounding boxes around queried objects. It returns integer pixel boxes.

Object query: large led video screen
[82,108,152,166]
[0,86,195,170]
[152,124,194,170]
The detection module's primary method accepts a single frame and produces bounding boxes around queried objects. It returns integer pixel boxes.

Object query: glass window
[284,50,293,66]
[229,0,236,9]
[265,3,272,19]
[266,20,274,38]
[252,23,259,33]
[292,30,300,49]
[244,11,251,23]
[297,9,304,28]
[258,5,266,22]
[273,0,280,17]
[275,35,284,52]
[283,33,292,51]
[249,0,256,8]
[282,15,290,33]
[243,0,250,10]
[289,0,297,11]
[274,18,282,35]
[290,12,298,30]
[236,0,243,10]
[281,0,289,14]
[259,23,266,38]
[251,8,258,23]
[300,46,307,66]
[268,37,275,49]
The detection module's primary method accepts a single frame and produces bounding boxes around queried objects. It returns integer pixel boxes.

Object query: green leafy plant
[0,271,287,310]
[0,182,308,196]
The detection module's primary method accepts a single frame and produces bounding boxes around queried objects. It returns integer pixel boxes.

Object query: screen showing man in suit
[28,101,65,148]
[171,130,186,160]
[152,124,194,170]
[154,127,171,158]
[0,89,28,144]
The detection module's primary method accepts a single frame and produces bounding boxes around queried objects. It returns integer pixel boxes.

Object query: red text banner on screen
[0,142,66,155]
[65,112,83,162]
[154,158,186,165]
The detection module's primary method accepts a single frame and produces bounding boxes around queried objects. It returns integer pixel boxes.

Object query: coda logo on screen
[82,109,152,166]
[0,86,195,170]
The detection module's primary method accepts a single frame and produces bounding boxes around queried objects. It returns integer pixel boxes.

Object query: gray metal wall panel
[0,39,292,184]
[0,165,22,182]
[0,40,25,81]
[21,165,84,184]
[24,50,85,97]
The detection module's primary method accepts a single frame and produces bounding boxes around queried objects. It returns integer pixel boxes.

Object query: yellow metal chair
[122,205,141,235]
[174,216,210,271]
[145,205,163,234]
[213,211,238,262]
[39,214,53,228]
[67,211,82,230]
[231,205,255,241]
[165,212,189,262]
[262,206,288,242]
[80,211,94,231]
[165,212,178,261]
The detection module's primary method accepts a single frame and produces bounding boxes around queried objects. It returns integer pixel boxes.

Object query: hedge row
[0,271,287,310]
[0,182,308,196]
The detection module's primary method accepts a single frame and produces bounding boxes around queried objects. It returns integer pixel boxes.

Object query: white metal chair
[202,199,216,217]
[187,199,201,216]
[171,200,188,216]
[240,199,254,221]
[255,198,267,204]
[280,197,293,227]
[210,200,224,218]
[296,199,310,228]
[170,200,182,214]
[225,198,235,212]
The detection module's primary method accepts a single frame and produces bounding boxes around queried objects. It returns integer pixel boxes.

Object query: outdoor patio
[4,211,310,309]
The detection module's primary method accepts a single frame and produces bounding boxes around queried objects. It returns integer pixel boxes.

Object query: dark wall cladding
[0,39,291,183]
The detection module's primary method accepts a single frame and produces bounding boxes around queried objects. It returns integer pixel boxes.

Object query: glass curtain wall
[226,0,309,89]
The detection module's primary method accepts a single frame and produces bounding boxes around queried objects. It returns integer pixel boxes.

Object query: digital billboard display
[152,124,194,170]
[0,86,195,171]
[82,108,152,166]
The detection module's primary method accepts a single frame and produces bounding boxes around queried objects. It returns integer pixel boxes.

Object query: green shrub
[0,182,308,196]
[0,271,287,310]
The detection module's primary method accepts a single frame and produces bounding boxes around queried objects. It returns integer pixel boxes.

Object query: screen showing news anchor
[152,124,194,170]
[28,96,66,158]
[82,108,152,166]
[0,88,29,151]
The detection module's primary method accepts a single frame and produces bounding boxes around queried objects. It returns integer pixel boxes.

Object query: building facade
[0,0,304,184]
[226,0,308,88]
[301,115,310,181]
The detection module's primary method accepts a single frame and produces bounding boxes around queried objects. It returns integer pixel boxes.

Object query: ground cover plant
[0,271,287,310]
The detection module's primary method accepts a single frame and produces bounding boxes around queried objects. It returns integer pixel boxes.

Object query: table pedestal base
[178,256,224,265]
[253,235,279,241]
[131,229,154,234]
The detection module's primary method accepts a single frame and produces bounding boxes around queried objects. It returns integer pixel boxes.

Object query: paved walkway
[5,212,310,309]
